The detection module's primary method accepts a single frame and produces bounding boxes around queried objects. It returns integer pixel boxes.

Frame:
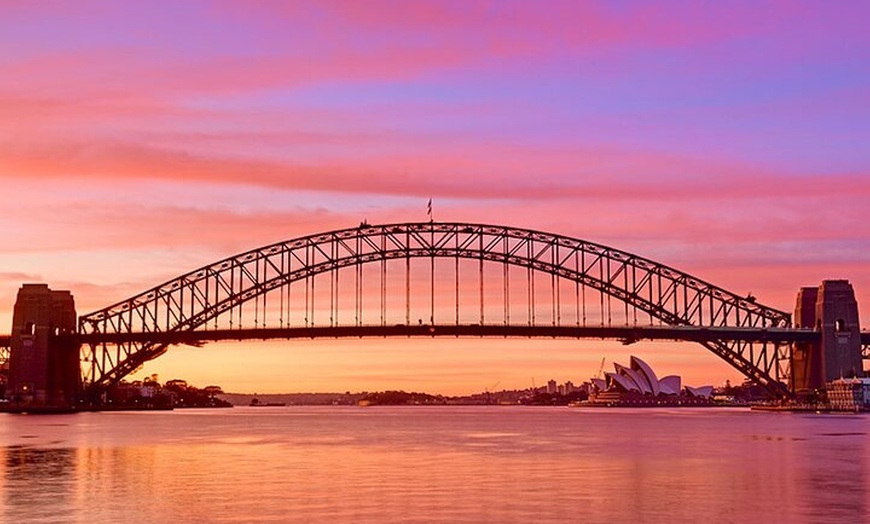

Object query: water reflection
[2,446,76,524]
[0,409,867,522]
[795,430,869,520]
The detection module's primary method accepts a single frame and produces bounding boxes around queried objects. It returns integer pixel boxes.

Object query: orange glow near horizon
[121,338,744,396]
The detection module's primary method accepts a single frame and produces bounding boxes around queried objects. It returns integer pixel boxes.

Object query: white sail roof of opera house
[595,356,710,398]
[591,378,607,391]
[608,372,642,393]
[685,385,714,398]
[630,356,660,396]
[614,363,651,394]
[658,376,682,396]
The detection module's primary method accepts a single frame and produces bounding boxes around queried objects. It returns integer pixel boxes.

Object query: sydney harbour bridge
[1,221,868,411]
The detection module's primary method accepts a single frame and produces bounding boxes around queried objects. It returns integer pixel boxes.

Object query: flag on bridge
[427,199,433,222]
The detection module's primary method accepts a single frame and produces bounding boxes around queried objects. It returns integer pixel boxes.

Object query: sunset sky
[2,1,869,394]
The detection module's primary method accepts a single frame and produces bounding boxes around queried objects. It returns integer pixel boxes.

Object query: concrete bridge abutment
[792,280,863,395]
[5,284,80,412]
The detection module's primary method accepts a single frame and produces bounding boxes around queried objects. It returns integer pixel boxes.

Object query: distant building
[547,379,557,395]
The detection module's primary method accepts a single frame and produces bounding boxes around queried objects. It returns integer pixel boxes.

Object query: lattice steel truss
[79,222,793,397]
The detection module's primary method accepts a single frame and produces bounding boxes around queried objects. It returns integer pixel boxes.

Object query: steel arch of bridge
[79,222,793,397]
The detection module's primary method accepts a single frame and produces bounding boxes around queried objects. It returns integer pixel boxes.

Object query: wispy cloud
[4,135,870,199]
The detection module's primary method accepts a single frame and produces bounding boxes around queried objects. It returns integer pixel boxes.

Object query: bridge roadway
[16,324,861,344]
[1,328,869,355]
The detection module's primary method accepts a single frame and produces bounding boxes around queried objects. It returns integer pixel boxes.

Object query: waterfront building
[588,356,712,406]
[826,378,870,411]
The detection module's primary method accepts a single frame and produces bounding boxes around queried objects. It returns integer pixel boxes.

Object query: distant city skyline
[1,1,869,394]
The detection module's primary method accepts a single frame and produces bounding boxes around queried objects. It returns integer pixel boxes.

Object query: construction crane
[485,381,501,405]
[596,357,606,379]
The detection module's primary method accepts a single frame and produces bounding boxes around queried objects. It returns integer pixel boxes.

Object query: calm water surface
[1,406,868,523]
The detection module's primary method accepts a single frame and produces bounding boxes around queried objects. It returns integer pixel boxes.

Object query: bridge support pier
[792,280,863,395]
[5,284,80,413]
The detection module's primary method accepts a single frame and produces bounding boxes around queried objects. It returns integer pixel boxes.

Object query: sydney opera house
[588,356,714,406]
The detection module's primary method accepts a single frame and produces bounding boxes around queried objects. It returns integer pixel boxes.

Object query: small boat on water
[249,397,286,407]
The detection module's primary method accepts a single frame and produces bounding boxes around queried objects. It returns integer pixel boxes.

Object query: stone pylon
[6,284,80,412]
[792,280,863,395]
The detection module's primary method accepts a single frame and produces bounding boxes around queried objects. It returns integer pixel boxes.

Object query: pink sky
[2,1,869,394]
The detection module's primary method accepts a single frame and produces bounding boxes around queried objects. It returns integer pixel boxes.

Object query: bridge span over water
[1,221,867,410]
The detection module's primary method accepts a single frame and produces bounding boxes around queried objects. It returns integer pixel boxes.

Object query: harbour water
[1,406,868,523]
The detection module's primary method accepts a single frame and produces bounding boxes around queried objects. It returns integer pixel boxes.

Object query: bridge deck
[2,328,869,354]
[70,324,821,345]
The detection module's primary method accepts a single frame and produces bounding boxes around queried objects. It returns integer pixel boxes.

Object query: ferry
[249,398,286,407]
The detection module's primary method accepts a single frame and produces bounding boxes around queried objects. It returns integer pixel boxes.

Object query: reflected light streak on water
[1,407,868,523]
